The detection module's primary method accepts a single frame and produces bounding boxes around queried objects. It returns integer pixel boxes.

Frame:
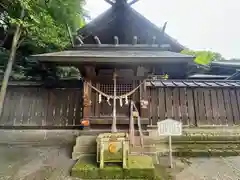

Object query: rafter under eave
[104,0,139,6]
[104,0,114,5]
[128,0,139,6]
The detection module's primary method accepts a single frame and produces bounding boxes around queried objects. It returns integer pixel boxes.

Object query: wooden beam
[132,36,138,45]
[75,36,84,45]
[85,66,96,78]
[114,36,119,45]
[152,36,156,45]
[162,21,168,34]
[128,0,139,6]
[104,0,114,5]
[94,36,101,44]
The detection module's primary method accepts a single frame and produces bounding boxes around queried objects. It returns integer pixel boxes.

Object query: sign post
[157,119,182,168]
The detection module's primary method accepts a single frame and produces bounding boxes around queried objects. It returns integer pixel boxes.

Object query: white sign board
[157,119,182,136]
[157,119,182,168]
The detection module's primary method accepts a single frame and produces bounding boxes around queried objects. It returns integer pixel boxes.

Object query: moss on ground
[71,154,163,179]
[167,135,240,142]
[173,149,240,157]
[103,148,123,162]
[156,141,240,157]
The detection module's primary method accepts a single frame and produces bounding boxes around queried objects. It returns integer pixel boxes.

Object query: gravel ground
[0,145,79,180]
[174,157,240,180]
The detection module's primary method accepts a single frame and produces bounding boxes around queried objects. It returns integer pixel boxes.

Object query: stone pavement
[0,130,239,180]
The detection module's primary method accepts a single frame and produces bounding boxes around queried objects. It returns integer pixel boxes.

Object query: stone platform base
[72,127,240,159]
[71,154,156,179]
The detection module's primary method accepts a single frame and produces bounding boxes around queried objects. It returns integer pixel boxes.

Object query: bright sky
[85,0,240,59]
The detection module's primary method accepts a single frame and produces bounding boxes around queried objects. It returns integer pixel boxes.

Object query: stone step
[75,136,96,145]
[130,146,157,154]
[72,146,157,160]
[78,129,149,136]
[72,135,156,160]
[73,145,97,153]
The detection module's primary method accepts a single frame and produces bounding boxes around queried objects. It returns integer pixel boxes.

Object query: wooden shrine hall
[33,0,197,129]
[34,46,195,128]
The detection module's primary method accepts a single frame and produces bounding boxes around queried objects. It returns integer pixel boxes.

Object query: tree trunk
[66,23,74,47]
[0,9,24,117]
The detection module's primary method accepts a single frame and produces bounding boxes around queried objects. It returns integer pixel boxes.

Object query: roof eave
[36,56,194,64]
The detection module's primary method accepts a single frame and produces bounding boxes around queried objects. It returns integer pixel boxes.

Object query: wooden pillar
[95,82,100,117]
[82,66,96,124]
[140,80,149,118]
[112,70,117,132]
[136,66,149,119]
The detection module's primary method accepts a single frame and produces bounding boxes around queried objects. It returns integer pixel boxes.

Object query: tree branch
[16,37,25,49]
[0,2,7,10]
[66,23,74,47]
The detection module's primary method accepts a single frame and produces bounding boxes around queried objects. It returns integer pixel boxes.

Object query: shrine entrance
[83,67,148,131]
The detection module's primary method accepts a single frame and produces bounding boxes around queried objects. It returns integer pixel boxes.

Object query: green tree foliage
[2,0,86,52]
[0,0,85,116]
[181,49,225,65]
[0,0,85,80]
[44,0,86,31]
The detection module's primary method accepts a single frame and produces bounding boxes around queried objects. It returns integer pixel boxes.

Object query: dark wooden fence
[1,81,240,129]
[149,87,240,126]
[0,82,83,128]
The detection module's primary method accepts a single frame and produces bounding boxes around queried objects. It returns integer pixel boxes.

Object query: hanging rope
[85,80,145,100]
[132,102,144,147]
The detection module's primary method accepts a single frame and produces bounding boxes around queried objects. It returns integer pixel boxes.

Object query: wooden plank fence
[0,86,83,128]
[149,87,240,126]
[1,83,240,128]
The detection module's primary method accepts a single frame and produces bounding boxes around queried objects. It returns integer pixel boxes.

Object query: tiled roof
[188,74,230,79]
[146,80,240,88]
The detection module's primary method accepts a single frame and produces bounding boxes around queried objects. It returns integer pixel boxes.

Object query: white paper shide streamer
[125,96,128,105]
[107,97,111,106]
[98,94,102,103]
[119,98,123,107]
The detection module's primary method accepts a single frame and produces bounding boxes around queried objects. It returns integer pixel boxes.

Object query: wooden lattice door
[99,83,133,117]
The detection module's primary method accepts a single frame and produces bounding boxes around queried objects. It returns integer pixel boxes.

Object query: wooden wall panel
[217,89,227,125]
[223,89,234,125]
[1,84,240,128]
[186,89,195,126]
[179,88,188,125]
[210,89,219,125]
[166,88,173,119]
[230,89,240,124]
[158,88,166,121]
[148,87,240,127]
[203,89,213,125]
[0,87,83,128]
[173,88,180,121]
[151,88,158,125]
